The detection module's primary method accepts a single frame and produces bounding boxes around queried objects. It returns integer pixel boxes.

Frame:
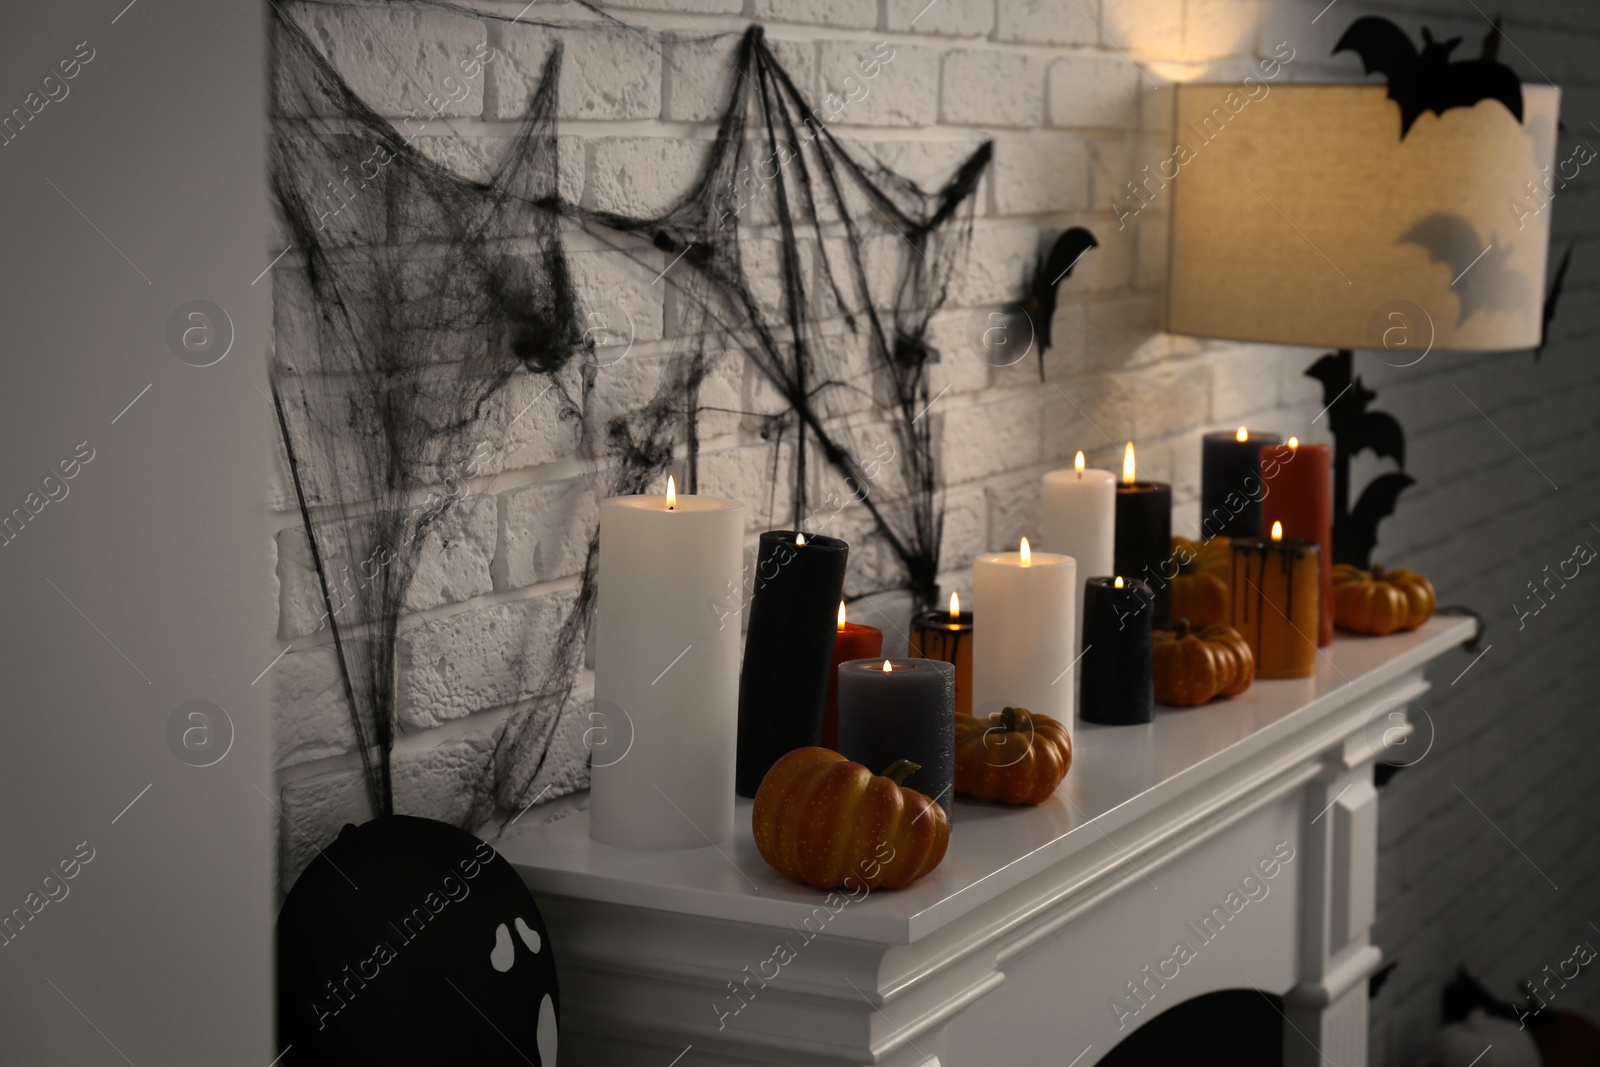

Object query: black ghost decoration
[277,816,559,1066]
[1334,15,1524,138]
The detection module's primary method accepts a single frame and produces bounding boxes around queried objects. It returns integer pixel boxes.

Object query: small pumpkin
[752,748,949,891]
[953,705,1072,805]
[1331,563,1435,635]
[1152,618,1255,707]
[1170,536,1232,629]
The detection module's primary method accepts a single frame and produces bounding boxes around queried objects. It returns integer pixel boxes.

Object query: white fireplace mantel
[502,617,1475,1066]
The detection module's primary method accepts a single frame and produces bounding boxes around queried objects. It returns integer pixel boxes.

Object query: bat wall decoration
[1334,15,1524,139]
[1014,226,1098,379]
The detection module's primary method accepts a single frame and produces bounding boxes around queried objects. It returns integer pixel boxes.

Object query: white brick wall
[271,2,1600,1061]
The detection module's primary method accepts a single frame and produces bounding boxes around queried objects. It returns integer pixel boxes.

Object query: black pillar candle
[1080,577,1155,726]
[1200,428,1282,539]
[837,657,956,815]
[735,530,849,797]
[1114,469,1173,630]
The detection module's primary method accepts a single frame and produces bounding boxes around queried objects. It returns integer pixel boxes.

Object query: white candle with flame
[973,536,1077,744]
[1042,449,1114,653]
[590,477,744,849]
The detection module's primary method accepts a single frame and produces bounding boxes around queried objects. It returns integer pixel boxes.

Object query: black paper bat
[1400,213,1532,326]
[1016,227,1097,376]
[1334,15,1524,138]
[1535,240,1575,361]
[1305,351,1413,568]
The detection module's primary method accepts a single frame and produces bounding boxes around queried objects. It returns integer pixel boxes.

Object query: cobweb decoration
[268,5,988,828]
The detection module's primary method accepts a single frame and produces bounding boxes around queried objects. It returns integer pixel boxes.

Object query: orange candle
[1259,438,1334,646]
[1231,522,1319,678]
[822,601,883,750]
[910,591,974,715]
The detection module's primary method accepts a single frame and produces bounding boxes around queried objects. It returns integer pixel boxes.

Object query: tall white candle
[972,538,1077,743]
[1042,451,1115,652]
[590,478,744,850]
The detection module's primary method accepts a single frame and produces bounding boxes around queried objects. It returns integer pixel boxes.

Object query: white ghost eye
[516,917,541,954]
[490,922,515,972]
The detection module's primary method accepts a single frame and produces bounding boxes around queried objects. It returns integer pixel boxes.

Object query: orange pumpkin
[1152,618,1255,707]
[953,705,1072,805]
[752,747,949,891]
[1170,536,1232,629]
[1331,563,1435,635]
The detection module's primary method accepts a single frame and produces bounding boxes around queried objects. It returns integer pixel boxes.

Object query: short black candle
[1080,577,1155,726]
[837,657,956,815]
[735,530,849,797]
[1114,480,1172,630]
[1201,429,1282,539]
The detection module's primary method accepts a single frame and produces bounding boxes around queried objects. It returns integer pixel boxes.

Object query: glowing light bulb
[1020,537,1032,567]
[1122,442,1137,485]
[949,591,960,618]
[1114,576,1125,589]
[665,475,676,510]
[1236,426,1249,442]
[1074,450,1085,476]
[1271,521,1284,542]
[882,659,893,673]
[838,600,847,630]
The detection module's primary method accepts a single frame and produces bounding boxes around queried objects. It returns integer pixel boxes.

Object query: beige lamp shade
[1165,83,1560,352]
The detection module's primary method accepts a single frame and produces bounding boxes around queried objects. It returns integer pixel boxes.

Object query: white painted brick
[664,35,816,123]
[272,643,358,769]
[396,591,578,729]
[1049,54,1144,129]
[568,245,665,350]
[697,439,800,532]
[941,50,1048,128]
[754,0,879,29]
[925,310,997,397]
[995,0,1100,46]
[276,494,497,640]
[818,41,940,126]
[985,468,1045,551]
[493,695,595,810]
[1183,0,1265,61]
[278,731,498,892]
[599,0,741,11]
[989,138,1091,216]
[407,133,585,205]
[490,23,661,121]
[939,396,1042,483]
[885,0,995,37]
[472,364,584,475]
[288,2,487,119]
[990,302,1089,388]
[939,483,988,571]
[949,225,1037,306]
[1082,294,1169,371]
[495,476,599,589]
[584,137,712,217]
[1101,0,1186,53]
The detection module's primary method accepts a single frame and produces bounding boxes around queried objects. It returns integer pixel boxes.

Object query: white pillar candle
[590,478,744,850]
[1042,451,1115,652]
[972,538,1077,743]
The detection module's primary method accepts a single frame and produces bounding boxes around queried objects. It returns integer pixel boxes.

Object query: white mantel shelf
[503,617,1475,1067]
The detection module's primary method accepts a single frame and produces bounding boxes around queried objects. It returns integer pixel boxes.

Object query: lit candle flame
[883,659,893,673]
[1122,442,1136,485]
[1114,576,1125,589]
[838,600,847,630]
[1020,536,1031,567]
[949,591,960,618]
[1288,436,1299,450]
[665,475,676,510]
[795,532,806,546]
[1236,426,1249,442]
[1271,520,1284,542]
[1074,450,1085,476]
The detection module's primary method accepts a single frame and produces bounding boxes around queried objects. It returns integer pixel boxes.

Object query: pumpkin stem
[1000,705,1028,732]
[1371,564,1386,580]
[880,759,922,785]
[1175,617,1191,638]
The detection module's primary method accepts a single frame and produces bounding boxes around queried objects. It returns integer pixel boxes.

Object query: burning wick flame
[665,475,676,510]
[949,591,961,618]
[1236,426,1249,442]
[1020,537,1032,567]
[1114,576,1125,589]
[1122,442,1136,485]
[1288,436,1299,450]
[1074,450,1085,477]
[1271,521,1284,542]
[795,532,806,546]
[883,660,893,673]
[838,600,847,630]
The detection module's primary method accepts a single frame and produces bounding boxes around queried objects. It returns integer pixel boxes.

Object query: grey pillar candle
[836,657,955,815]
[1079,577,1155,726]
